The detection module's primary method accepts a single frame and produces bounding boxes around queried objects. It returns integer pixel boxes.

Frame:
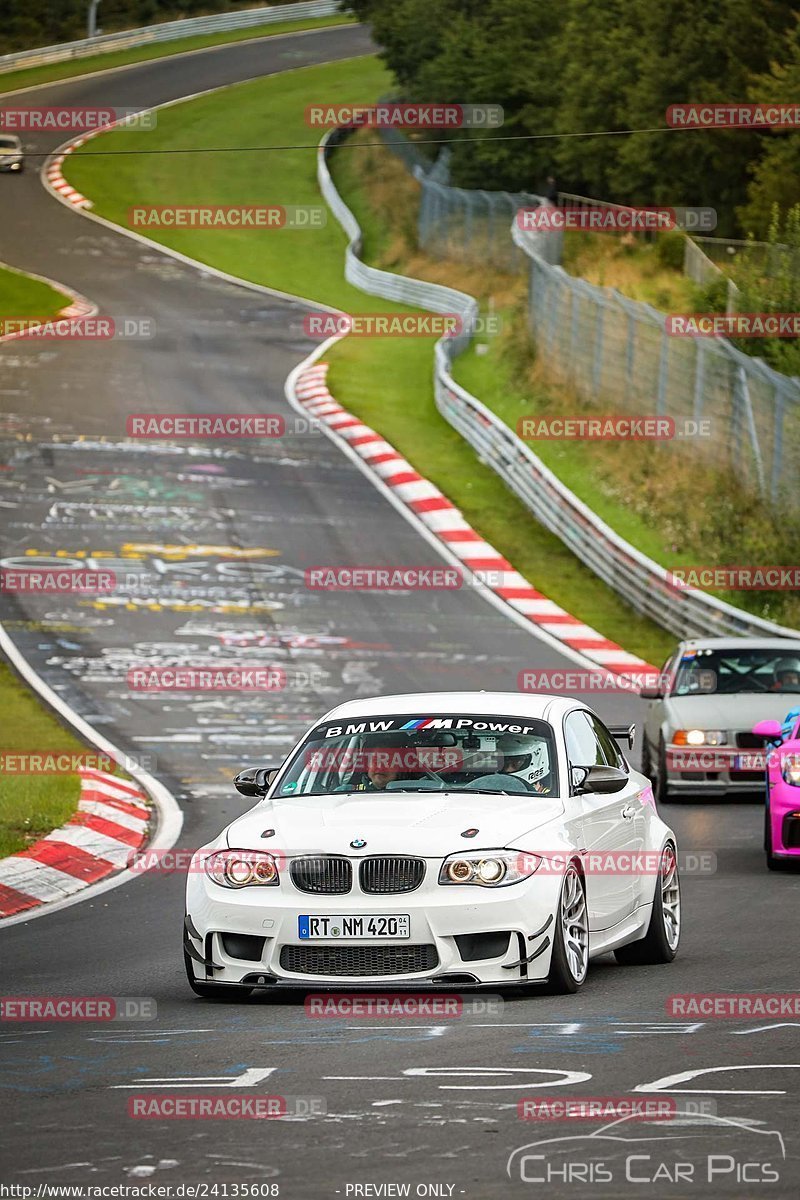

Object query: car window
[659,653,675,692]
[274,711,560,796]
[564,710,604,768]
[587,714,627,771]
[671,647,800,696]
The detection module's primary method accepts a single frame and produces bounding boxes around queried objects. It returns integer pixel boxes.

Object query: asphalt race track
[1,23,799,1200]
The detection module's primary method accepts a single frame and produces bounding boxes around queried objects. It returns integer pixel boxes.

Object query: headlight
[781,754,800,786]
[204,849,280,888]
[672,729,727,747]
[439,850,541,887]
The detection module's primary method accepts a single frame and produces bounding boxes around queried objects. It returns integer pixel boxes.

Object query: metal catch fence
[318,127,800,640]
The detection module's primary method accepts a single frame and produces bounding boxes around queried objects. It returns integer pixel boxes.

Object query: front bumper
[185,863,564,988]
[769,792,800,856]
[0,159,22,171]
[666,743,765,796]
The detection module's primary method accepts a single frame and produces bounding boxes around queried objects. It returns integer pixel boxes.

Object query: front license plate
[298,914,410,940]
[733,752,766,771]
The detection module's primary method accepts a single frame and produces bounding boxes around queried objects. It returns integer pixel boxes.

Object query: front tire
[614,844,680,965]
[183,950,254,1000]
[765,805,785,871]
[545,863,589,994]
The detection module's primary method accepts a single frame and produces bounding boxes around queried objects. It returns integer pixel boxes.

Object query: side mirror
[752,720,782,740]
[233,766,278,797]
[639,687,664,701]
[573,765,629,795]
[608,723,636,750]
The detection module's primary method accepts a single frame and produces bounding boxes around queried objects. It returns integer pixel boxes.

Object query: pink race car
[753,712,800,870]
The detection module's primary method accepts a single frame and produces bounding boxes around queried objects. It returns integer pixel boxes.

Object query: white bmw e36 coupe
[184,692,680,998]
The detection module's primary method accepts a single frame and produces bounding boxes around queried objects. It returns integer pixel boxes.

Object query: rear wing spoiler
[608,724,636,750]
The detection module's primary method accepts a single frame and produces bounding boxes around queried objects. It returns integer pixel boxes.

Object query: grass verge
[0,661,84,857]
[0,14,356,96]
[65,54,677,664]
[0,261,70,321]
[562,231,697,310]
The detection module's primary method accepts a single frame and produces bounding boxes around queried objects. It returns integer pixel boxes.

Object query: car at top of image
[751,707,800,871]
[184,691,680,1000]
[640,637,800,802]
[0,135,24,173]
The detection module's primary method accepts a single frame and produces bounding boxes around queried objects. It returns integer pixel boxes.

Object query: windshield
[0,138,19,150]
[671,647,800,696]
[274,712,559,797]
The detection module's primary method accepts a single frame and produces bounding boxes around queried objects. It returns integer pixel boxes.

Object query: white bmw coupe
[184,692,681,997]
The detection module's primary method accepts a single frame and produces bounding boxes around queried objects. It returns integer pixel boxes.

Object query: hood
[225,790,565,858]
[665,692,800,732]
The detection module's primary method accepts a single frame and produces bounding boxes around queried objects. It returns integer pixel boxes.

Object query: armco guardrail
[511,219,800,509]
[0,1,340,72]
[320,128,478,359]
[318,126,800,642]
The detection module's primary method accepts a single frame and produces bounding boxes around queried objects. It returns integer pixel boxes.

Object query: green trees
[0,0,242,53]
[346,0,798,235]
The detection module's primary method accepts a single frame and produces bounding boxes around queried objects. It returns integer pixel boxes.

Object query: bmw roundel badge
[350,837,367,849]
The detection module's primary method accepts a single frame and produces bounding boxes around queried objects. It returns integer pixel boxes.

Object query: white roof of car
[319,691,580,724]
[679,637,800,650]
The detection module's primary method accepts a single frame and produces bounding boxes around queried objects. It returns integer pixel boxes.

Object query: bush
[690,273,730,313]
[655,232,686,272]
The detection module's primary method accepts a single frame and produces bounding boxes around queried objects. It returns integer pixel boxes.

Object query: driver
[337,732,409,792]
[497,734,552,794]
[772,657,800,692]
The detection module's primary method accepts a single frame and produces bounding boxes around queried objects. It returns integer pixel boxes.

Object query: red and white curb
[0,263,97,344]
[44,112,140,211]
[45,134,99,209]
[295,362,655,681]
[0,770,151,918]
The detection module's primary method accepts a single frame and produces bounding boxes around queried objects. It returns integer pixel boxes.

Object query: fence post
[570,288,581,383]
[770,382,786,507]
[656,325,670,417]
[625,309,637,406]
[692,338,706,425]
[734,364,766,496]
[592,302,605,397]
